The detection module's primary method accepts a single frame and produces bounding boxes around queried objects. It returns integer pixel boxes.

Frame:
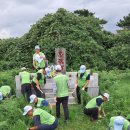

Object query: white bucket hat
[23,106,32,116]
[103,93,110,101]
[35,45,40,50]
[55,65,62,71]
[114,116,125,130]
[30,94,37,103]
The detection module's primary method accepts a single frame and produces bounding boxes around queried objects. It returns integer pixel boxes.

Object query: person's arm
[82,74,90,90]
[101,103,106,116]
[28,115,41,130]
[35,79,40,91]
[96,98,103,118]
[40,53,46,60]
[28,126,38,130]
[33,60,38,70]
[75,73,78,89]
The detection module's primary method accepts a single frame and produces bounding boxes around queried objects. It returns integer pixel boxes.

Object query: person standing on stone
[33,45,47,70]
[53,65,70,122]
[32,68,46,98]
[19,67,32,102]
[108,115,130,130]
[75,65,90,104]
[84,93,109,121]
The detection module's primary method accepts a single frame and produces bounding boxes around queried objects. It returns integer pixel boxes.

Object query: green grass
[54,105,107,130]
[56,70,130,130]
[0,70,130,130]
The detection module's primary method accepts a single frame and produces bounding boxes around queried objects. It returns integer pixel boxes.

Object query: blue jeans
[38,119,58,130]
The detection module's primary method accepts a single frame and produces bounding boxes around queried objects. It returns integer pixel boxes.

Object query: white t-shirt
[33,53,45,63]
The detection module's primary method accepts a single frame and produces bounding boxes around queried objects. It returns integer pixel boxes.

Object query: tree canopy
[0,8,129,71]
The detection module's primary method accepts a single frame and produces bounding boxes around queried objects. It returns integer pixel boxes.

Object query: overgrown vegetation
[0,8,130,71]
[0,70,130,130]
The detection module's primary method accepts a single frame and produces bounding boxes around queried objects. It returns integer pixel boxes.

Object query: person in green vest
[84,93,110,121]
[19,67,32,102]
[33,45,47,70]
[23,105,58,130]
[108,116,130,130]
[53,65,71,122]
[75,65,90,104]
[32,68,46,97]
[0,86,11,100]
[30,94,52,113]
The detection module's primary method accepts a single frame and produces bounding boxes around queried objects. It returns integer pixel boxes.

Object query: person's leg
[49,119,58,130]
[26,84,32,102]
[32,82,42,97]
[81,90,86,107]
[37,124,52,130]
[91,107,98,120]
[62,96,69,121]
[76,86,81,104]
[21,84,26,100]
[84,108,92,117]
[56,98,61,118]
[84,107,98,121]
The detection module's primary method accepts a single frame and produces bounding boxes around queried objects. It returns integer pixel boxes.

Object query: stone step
[45,92,74,98]
[46,96,76,104]
[42,88,74,93]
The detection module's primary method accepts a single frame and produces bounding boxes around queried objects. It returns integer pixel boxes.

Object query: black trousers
[76,86,81,104]
[31,82,42,97]
[84,107,98,120]
[21,83,32,102]
[56,96,69,121]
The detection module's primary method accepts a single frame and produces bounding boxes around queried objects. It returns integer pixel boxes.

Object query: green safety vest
[0,86,11,96]
[33,52,45,69]
[36,98,45,107]
[85,95,103,110]
[33,108,55,125]
[19,71,31,85]
[78,70,90,88]
[53,73,69,98]
[33,69,44,86]
[109,117,130,130]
